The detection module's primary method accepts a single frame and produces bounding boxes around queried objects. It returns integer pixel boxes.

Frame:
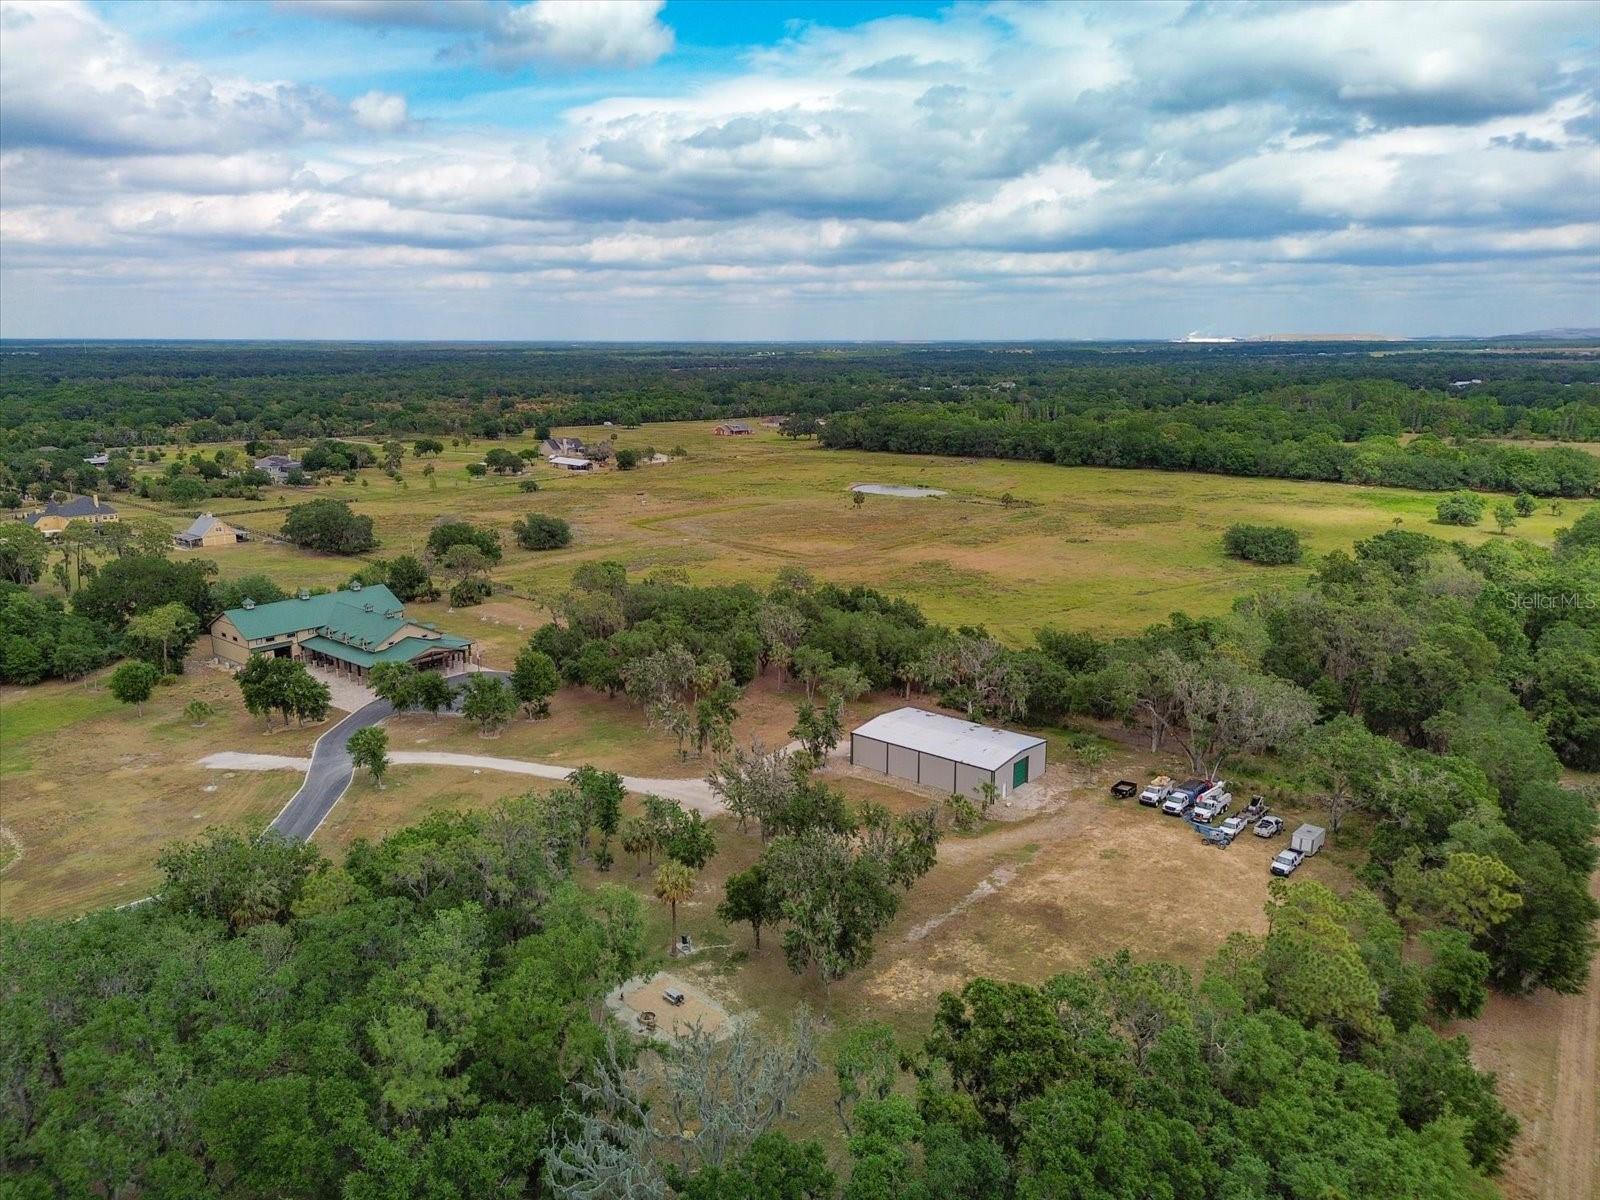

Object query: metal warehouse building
[849,707,1046,800]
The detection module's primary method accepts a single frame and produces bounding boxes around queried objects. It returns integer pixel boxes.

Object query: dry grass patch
[1,667,324,919]
[124,423,1594,642]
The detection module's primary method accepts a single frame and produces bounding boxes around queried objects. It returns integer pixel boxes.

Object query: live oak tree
[348,725,390,789]
[565,765,625,860]
[459,673,516,736]
[236,656,332,730]
[124,600,200,674]
[280,498,376,553]
[369,660,420,710]
[1303,713,1393,832]
[511,644,560,718]
[411,670,456,718]
[1165,653,1318,779]
[718,864,781,951]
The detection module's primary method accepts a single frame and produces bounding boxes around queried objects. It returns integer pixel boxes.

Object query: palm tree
[653,860,696,936]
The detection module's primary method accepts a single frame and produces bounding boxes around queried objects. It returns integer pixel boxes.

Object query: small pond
[850,483,948,498]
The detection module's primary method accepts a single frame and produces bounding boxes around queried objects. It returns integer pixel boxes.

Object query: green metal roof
[301,633,471,669]
[221,584,405,642]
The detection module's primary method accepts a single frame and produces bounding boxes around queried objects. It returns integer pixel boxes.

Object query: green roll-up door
[1012,758,1028,789]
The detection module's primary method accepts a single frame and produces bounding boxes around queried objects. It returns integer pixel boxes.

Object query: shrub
[514,514,572,551]
[1222,523,1303,565]
[426,521,503,565]
[449,577,493,607]
[615,449,639,470]
[518,479,541,493]
[1436,491,1486,527]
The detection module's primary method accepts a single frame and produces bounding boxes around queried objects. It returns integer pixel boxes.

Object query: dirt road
[1542,864,1599,1200]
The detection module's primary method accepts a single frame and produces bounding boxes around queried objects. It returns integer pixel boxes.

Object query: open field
[0,667,321,919]
[118,421,1593,644]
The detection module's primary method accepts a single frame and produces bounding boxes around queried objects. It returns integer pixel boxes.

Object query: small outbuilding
[549,456,593,471]
[849,706,1045,800]
[174,512,246,549]
[714,422,753,436]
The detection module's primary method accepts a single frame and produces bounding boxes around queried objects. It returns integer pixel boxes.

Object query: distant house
[549,456,594,471]
[23,495,118,538]
[174,513,246,549]
[254,454,302,483]
[82,453,110,467]
[714,422,753,436]
[208,582,475,679]
[543,436,587,457]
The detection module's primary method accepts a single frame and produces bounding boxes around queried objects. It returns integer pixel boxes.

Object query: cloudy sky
[2,0,1597,340]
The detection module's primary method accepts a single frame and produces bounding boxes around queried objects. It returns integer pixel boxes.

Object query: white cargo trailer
[1290,824,1326,856]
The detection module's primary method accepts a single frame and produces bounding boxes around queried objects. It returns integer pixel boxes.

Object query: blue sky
[3,0,1598,339]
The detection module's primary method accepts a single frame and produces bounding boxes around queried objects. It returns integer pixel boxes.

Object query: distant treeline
[819,391,1600,496]
[3,341,1598,497]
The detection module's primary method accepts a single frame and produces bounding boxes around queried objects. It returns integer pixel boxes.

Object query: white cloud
[487,0,672,69]
[0,0,347,155]
[2,0,1598,338]
[283,0,674,70]
[351,90,410,133]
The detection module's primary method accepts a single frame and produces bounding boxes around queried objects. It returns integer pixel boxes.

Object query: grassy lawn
[114,421,1592,645]
[0,667,321,919]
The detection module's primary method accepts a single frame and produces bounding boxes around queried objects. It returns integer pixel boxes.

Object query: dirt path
[199,749,723,814]
[1542,864,1600,1200]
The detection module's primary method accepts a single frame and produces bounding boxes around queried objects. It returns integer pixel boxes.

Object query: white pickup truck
[1162,777,1210,815]
[1139,776,1174,807]
[1270,848,1304,876]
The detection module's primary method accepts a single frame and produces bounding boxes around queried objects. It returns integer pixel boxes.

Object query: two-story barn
[208,582,475,678]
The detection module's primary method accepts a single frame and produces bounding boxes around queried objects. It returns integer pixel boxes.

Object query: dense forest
[2,341,1598,500]
[1,822,1525,1198]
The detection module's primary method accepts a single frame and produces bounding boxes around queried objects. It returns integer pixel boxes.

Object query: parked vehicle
[1139,775,1174,806]
[1254,815,1285,838]
[1193,819,1235,847]
[1111,780,1139,799]
[1290,824,1327,856]
[1270,848,1304,876]
[1192,791,1233,824]
[1162,777,1209,815]
[1219,815,1248,839]
[1240,796,1267,823]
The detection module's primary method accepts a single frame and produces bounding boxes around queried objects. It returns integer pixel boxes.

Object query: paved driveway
[267,670,504,842]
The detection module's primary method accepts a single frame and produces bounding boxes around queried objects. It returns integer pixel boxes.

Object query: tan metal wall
[886,744,918,782]
[954,762,992,799]
[851,735,888,773]
[918,753,957,794]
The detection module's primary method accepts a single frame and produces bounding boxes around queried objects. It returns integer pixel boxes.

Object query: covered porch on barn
[299,634,474,681]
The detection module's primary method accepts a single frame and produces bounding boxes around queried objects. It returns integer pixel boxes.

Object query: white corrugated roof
[549,456,591,467]
[851,707,1043,771]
